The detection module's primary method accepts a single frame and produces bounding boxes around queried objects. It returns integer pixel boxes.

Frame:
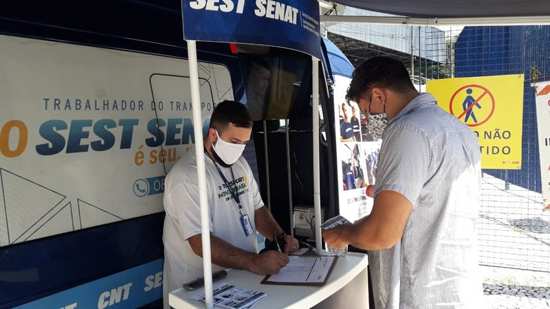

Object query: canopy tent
[321,0,550,25]
[179,0,550,307]
[180,2,325,306]
[323,37,354,78]
[328,0,550,18]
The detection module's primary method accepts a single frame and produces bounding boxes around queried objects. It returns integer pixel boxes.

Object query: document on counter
[261,256,337,286]
[192,282,266,309]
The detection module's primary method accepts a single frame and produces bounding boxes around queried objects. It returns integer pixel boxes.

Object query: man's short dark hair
[346,56,416,102]
[209,100,253,131]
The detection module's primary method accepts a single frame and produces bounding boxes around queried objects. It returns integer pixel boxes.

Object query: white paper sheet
[265,256,336,284]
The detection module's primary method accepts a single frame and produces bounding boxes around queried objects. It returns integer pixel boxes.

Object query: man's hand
[322,224,353,250]
[283,235,299,254]
[248,251,289,275]
[324,191,413,251]
[366,185,375,198]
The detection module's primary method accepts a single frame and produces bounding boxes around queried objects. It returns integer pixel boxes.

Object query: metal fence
[330,23,550,272]
[422,25,550,272]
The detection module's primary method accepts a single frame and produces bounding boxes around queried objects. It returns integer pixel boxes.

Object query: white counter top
[169,252,368,309]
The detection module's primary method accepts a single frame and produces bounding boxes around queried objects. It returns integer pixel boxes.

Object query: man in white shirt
[162,100,299,308]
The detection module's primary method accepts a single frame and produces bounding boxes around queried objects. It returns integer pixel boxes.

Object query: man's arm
[188,234,288,275]
[323,190,413,250]
[324,123,430,250]
[255,206,300,253]
[247,161,298,252]
[255,206,284,241]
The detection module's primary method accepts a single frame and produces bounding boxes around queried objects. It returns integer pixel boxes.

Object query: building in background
[322,6,451,89]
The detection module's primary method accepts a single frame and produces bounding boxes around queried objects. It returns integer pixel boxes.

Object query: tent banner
[181,0,322,58]
[533,81,550,210]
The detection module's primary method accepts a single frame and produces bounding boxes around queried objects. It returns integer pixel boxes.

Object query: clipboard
[260,256,338,286]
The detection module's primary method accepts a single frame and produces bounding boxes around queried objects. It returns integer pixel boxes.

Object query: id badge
[240,213,254,237]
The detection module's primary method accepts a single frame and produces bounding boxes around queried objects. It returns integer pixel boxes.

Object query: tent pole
[263,120,272,210]
[410,27,414,80]
[312,57,323,252]
[187,39,213,308]
[285,119,294,236]
[418,26,422,91]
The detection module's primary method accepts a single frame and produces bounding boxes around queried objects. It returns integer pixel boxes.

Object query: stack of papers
[321,215,351,230]
[193,283,266,309]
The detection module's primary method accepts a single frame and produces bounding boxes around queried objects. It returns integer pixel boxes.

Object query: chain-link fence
[423,25,550,273]
[329,21,550,273]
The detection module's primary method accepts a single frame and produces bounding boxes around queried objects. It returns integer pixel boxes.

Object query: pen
[299,240,315,250]
[274,232,282,252]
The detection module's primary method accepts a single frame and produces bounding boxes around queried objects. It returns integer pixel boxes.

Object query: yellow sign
[427,74,524,169]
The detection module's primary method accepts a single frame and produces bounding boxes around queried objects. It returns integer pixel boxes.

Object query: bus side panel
[0,35,234,308]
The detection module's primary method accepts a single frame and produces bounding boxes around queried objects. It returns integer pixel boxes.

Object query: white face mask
[212,130,246,165]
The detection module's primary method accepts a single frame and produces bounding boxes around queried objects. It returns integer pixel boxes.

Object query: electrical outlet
[293,206,322,238]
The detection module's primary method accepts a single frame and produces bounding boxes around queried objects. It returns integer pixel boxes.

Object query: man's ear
[208,128,217,143]
[371,88,385,103]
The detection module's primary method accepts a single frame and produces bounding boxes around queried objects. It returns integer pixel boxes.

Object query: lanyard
[208,155,242,210]
[206,151,255,237]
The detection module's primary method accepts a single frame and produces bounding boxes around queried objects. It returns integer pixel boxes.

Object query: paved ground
[479,174,550,272]
[483,294,550,309]
[476,174,550,308]
[482,266,550,308]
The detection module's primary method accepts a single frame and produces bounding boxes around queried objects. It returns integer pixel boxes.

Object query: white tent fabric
[330,0,550,18]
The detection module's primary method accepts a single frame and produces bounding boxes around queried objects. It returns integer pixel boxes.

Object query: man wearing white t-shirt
[162,101,299,308]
